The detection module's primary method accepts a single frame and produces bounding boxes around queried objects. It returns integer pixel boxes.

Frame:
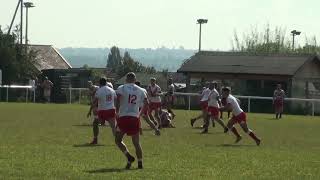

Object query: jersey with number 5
[117,83,147,118]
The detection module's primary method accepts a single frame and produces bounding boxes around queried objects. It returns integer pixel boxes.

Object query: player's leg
[239,122,261,146]
[131,134,143,169]
[226,119,242,143]
[108,118,116,136]
[201,114,210,133]
[115,131,135,169]
[214,117,228,132]
[154,108,162,129]
[167,99,176,119]
[142,114,160,136]
[90,118,100,144]
[148,109,158,127]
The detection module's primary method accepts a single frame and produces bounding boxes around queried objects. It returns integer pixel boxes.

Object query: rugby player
[220,87,261,146]
[115,72,147,169]
[147,78,162,128]
[273,84,285,119]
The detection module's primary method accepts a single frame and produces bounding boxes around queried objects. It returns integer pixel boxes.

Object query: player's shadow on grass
[72,124,92,127]
[216,144,256,147]
[73,143,106,147]
[87,168,138,173]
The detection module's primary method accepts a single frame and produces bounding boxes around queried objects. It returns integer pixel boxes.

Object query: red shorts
[116,116,141,136]
[149,102,161,111]
[230,112,247,124]
[140,106,149,116]
[98,109,116,122]
[200,101,208,111]
[208,106,219,118]
[274,100,284,113]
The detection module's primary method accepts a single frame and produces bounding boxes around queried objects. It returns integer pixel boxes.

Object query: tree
[106,46,122,71]
[231,24,320,54]
[106,46,157,77]
[0,26,38,84]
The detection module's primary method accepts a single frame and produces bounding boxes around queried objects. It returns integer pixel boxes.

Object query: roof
[178,51,319,76]
[28,45,72,71]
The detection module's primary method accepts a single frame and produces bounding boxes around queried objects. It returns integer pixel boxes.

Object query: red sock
[231,127,241,138]
[249,131,259,141]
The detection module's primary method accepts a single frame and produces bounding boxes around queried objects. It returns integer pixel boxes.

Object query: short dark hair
[126,72,136,82]
[99,77,107,86]
[135,81,141,87]
[222,87,231,92]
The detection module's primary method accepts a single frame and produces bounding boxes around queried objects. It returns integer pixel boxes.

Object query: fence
[0,85,35,103]
[2,86,320,116]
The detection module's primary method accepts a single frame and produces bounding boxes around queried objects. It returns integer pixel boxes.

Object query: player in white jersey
[135,81,160,136]
[220,87,261,146]
[115,72,148,169]
[201,82,228,134]
[190,83,213,127]
[163,78,176,118]
[147,78,162,128]
[87,78,117,145]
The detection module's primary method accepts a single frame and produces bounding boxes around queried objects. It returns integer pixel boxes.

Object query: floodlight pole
[24,2,35,46]
[291,30,301,51]
[197,19,208,52]
[7,0,21,35]
[20,0,23,45]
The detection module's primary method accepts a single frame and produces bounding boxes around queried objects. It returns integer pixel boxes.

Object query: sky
[1,0,319,50]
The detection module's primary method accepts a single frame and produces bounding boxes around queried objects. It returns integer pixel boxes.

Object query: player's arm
[219,103,232,112]
[87,97,98,117]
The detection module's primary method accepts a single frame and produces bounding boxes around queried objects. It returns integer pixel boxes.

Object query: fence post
[312,101,315,116]
[26,88,28,103]
[69,86,72,104]
[79,89,81,104]
[188,95,191,110]
[33,89,35,103]
[6,86,8,102]
[248,97,251,113]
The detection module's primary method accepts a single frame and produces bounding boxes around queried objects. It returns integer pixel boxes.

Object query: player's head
[168,78,173,84]
[99,77,107,87]
[126,72,136,83]
[209,81,217,90]
[221,87,231,98]
[135,81,141,87]
[150,77,156,85]
[277,84,282,90]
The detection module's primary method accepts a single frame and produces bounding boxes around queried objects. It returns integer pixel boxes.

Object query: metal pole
[79,89,81,104]
[26,88,28,103]
[248,97,251,113]
[198,23,202,52]
[312,101,315,116]
[25,7,28,46]
[292,34,295,50]
[188,95,191,110]
[6,87,9,102]
[7,0,21,35]
[33,88,35,103]
[20,0,23,45]
[69,87,72,104]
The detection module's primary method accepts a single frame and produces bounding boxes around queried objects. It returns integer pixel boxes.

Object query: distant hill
[58,47,196,72]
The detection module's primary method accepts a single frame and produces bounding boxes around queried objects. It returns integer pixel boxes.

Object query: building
[178,51,320,113]
[28,44,72,71]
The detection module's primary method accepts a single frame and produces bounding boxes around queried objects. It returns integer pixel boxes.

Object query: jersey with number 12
[117,83,147,118]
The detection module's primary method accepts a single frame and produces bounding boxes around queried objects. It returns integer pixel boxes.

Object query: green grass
[0,103,320,179]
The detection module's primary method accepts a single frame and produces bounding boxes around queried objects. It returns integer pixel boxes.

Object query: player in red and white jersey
[273,84,285,119]
[87,78,117,145]
[87,81,100,143]
[147,78,162,128]
[190,84,212,127]
[163,78,176,118]
[135,81,160,136]
[115,72,148,169]
[201,82,228,133]
[220,87,261,146]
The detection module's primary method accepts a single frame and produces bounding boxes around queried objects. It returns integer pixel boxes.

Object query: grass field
[0,103,320,179]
